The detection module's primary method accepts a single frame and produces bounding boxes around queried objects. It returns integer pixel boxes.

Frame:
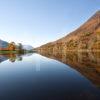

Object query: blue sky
[0,0,99,47]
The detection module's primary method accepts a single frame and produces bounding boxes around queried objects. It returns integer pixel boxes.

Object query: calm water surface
[0,53,100,100]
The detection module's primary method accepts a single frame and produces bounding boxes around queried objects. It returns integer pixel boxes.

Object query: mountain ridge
[55,10,100,43]
[36,10,100,53]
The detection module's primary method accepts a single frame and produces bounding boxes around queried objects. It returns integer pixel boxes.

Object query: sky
[0,0,100,47]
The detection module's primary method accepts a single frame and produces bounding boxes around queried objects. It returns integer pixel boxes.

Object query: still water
[0,52,100,100]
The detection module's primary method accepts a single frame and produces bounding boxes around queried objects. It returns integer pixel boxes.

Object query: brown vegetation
[36,11,100,53]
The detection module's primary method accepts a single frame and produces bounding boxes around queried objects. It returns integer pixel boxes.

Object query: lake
[0,52,100,100]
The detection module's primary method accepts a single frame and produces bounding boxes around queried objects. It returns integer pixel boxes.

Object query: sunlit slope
[37,11,100,53]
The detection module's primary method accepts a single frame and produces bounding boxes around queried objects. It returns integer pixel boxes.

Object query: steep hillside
[37,11,100,54]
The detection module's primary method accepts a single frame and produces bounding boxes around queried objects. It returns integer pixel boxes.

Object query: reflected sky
[0,52,100,100]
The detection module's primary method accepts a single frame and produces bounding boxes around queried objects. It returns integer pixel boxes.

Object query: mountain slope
[0,39,8,48]
[36,11,100,54]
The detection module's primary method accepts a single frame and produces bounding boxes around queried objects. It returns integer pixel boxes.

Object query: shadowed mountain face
[39,51,100,88]
[0,39,8,48]
[36,11,100,53]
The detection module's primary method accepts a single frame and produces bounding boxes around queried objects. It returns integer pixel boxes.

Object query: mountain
[36,11,100,54]
[22,45,33,50]
[0,39,8,48]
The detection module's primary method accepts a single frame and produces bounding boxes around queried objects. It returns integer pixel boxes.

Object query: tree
[18,43,23,50]
[8,42,16,50]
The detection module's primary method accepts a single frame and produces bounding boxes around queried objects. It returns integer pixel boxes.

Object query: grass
[0,50,34,54]
[0,50,18,54]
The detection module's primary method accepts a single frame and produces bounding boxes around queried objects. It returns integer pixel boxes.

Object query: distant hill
[0,39,8,48]
[0,39,33,51]
[36,11,100,54]
[22,45,33,50]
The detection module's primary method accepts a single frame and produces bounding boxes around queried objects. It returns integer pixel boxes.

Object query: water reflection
[0,51,100,88]
[0,52,100,100]
[0,53,33,63]
[38,51,100,88]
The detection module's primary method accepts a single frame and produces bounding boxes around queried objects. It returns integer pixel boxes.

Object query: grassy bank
[0,50,19,54]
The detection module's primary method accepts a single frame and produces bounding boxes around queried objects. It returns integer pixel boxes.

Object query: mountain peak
[95,10,100,14]
[92,10,100,18]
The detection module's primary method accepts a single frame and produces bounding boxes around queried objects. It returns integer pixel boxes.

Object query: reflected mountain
[0,53,33,63]
[0,55,8,63]
[38,51,100,88]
